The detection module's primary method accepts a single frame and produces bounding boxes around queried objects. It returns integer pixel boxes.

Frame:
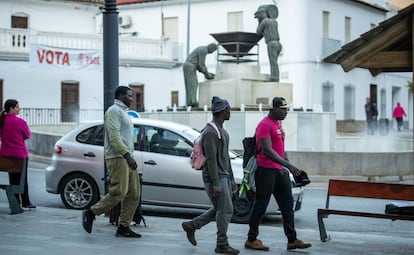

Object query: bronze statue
[255,5,281,82]
[183,43,217,107]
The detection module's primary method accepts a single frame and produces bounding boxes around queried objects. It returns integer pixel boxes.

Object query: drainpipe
[186,0,191,57]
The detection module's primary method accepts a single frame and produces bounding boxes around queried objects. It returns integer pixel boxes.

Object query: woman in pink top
[392,102,407,131]
[0,99,35,209]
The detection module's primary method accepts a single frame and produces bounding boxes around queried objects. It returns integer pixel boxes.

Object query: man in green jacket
[182,96,239,255]
[82,86,141,238]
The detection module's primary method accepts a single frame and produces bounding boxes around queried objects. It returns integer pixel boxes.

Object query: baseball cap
[272,97,288,109]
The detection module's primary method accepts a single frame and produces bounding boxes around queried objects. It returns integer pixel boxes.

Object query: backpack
[242,136,256,168]
[238,135,257,200]
[190,122,221,170]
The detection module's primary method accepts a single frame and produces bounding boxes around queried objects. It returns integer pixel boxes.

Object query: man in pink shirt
[244,97,311,251]
[392,102,407,131]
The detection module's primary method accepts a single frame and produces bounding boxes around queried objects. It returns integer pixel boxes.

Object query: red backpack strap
[207,122,221,139]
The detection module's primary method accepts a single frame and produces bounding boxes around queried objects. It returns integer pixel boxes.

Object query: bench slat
[328,179,414,201]
[0,157,24,173]
[318,208,414,221]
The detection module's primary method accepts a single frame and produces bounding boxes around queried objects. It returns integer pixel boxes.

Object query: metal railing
[0,28,183,62]
[20,108,103,126]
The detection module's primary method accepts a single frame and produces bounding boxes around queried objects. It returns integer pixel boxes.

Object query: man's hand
[124,153,138,170]
[231,180,238,193]
[285,161,301,177]
[213,185,222,197]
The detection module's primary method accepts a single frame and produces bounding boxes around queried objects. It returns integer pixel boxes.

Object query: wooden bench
[0,157,27,214]
[317,179,414,242]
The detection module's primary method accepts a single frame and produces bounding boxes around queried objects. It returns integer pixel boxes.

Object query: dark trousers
[396,117,403,131]
[367,120,376,135]
[247,166,297,243]
[8,160,31,206]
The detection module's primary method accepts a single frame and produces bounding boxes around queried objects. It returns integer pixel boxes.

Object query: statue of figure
[183,43,217,107]
[255,5,281,82]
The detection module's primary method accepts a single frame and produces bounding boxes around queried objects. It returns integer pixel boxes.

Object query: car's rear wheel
[60,173,99,210]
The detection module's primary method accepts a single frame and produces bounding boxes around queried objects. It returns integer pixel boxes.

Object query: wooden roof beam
[341,18,410,71]
[359,51,412,69]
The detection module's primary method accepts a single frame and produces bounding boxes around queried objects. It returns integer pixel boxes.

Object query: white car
[45,118,304,223]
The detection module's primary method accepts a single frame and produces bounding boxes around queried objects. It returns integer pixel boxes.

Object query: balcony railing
[0,28,183,64]
[20,108,103,126]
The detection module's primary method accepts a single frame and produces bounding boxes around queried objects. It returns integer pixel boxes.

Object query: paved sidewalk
[1,203,413,255]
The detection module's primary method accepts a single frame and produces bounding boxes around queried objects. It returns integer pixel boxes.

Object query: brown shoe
[244,239,269,251]
[182,221,197,246]
[287,239,312,250]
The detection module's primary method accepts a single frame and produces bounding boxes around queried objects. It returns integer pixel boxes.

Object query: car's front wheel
[60,173,99,210]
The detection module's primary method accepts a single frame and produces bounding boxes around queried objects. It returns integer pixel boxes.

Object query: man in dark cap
[183,43,217,107]
[244,97,311,251]
[182,96,239,255]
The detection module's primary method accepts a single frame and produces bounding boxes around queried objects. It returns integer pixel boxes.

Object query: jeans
[191,177,234,246]
[367,120,376,135]
[247,166,297,243]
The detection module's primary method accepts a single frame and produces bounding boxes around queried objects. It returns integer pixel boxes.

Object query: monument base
[198,63,292,108]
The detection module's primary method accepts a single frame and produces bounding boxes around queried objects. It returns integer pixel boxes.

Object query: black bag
[385,202,414,215]
[109,201,121,226]
[242,136,256,168]
[109,173,146,227]
[293,170,311,187]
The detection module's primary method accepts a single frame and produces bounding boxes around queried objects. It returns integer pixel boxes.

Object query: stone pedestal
[198,63,292,108]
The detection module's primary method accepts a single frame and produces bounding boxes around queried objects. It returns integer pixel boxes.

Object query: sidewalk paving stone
[0,203,413,255]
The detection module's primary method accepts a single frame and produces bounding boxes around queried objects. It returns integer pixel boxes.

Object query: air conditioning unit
[119,15,132,28]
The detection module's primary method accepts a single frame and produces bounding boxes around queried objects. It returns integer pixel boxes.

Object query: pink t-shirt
[0,114,31,158]
[255,116,284,169]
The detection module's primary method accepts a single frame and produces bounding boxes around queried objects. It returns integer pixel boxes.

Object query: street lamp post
[103,0,119,113]
[103,0,119,194]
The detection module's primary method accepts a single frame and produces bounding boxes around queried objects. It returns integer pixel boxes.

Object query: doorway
[171,91,178,108]
[130,83,144,112]
[61,81,79,123]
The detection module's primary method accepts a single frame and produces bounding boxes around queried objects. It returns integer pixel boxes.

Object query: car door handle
[144,160,157,165]
[83,152,96,157]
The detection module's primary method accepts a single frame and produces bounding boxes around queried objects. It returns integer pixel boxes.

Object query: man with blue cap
[182,96,239,255]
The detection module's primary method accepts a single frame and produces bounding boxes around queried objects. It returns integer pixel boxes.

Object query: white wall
[0,0,411,128]
[1,0,98,34]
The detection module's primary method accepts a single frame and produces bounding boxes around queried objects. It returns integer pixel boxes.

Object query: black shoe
[116,225,142,238]
[215,245,240,255]
[22,204,36,209]
[182,221,196,246]
[82,209,95,233]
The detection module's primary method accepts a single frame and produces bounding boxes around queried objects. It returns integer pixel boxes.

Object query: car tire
[231,192,254,224]
[60,173,99,210]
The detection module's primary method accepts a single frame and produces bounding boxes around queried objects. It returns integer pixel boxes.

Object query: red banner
[30,44,102,71]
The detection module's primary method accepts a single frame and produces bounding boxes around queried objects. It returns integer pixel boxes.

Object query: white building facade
[0,0,412,128]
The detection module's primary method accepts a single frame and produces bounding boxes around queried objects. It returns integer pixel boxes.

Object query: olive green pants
[91,157,140,227]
